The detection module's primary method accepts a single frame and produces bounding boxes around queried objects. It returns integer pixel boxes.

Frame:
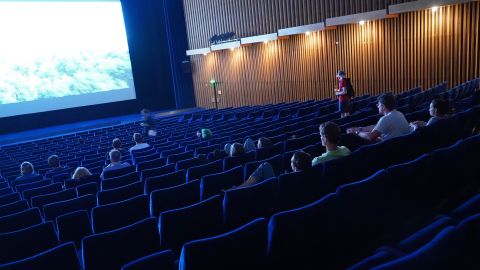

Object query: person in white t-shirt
[347,93,411,141]
[129,133,150,153]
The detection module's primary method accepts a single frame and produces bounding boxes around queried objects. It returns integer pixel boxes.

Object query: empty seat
[200,166,243,200]
[141,164,176,181]
[255,143,284,161]
[144,170,186,194]
[56,210,92,247]
[101,171,139,190]
[0,242,81,270]
[166,150,194,164]
[103,165,136,179]
[186,160,223,182]
[43,194,96,221]
[179,218,268,270]
[277,164,324,210]
[0,193,21,207]
[223,178,278,229]
[52,173,70,183]
[150,180,201,217]
[76,182,98,196]
[175,157,207,171]
[223,152,255,170]
[0,200,29,217]
[0,187,12,197]
[31,189,77,216]
[15,180,51,195]
[22,183,63,206]
[97,181,143,205]
[82,217,161,270]
[0,222,59,264]
[159,195,224,253]
[92,194,150,233]
[136,157,167,172]
[0,207,42,234]
[373,227,468,270]
[121,250,176,270]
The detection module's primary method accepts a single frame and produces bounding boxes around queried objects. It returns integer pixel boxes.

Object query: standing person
[335,70,352,118]
[141,109,155,136]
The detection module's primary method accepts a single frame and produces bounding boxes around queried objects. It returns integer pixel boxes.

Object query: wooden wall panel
[183,0,416,49]
[187,2,480,109]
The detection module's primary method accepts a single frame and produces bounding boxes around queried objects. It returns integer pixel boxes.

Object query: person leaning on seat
[347,93,411,141]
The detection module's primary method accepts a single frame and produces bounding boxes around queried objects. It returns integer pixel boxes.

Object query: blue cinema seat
[97,181,143,205]
[200,165,243,200]
[150,180,201,217]
[121,250,176,270]
[144,170,186,194]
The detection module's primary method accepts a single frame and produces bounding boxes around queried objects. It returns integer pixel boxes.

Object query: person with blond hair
[16,161,40,181]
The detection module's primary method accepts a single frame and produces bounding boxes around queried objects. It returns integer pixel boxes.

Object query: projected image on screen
[0,0,136,118]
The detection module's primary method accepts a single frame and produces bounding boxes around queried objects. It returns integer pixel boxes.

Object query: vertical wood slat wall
[185,2,480,108]
[183,0,415,49]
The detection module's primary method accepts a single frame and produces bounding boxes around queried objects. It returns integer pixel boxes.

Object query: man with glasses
[347,93,411,141]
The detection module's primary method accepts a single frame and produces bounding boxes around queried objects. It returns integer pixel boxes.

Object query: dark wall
[0,0,179,134]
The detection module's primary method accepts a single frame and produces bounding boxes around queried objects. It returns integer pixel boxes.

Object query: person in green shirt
[312,121,351,166]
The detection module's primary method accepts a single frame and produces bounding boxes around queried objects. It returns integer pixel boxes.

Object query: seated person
[129,133,150,153]
[228,150,312,191]
[106,138,125,159]
[46,155,65,175]
[244,137,273,153]
[196,128,213,140]
[101,149,131,179]
[312,122,351,166]
[347,93,411,141]
[16,161,41,181]
[410,98,450,131]
[228,143,246,157]
[290,151,312,172]
[72,167,92,182]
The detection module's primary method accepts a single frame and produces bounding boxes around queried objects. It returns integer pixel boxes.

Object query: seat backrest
[159,195,224,253]
[175,157,207,171]
[56,210,92,248]
[179,218,268,270]
[0,242,81,270]
[136,157,167,172]
[277,164,324,210]
[22,183,63,205]
[255,143,284,161]
[31,189,77,216]
[186,159,223,182]
[15,180,51,195]
[43,194,97,221]
[82,217,161,270]
[267,193,341,269]
[0,221,59,265]
[97,181,144,205]
[0,193,20,207]
[223,178,278,229]
[144,170,186,194]
[92,194,150,233]
[0,207,42,234]
[0,200,29,217]
[223,152,255,170]
[141,164,176,181]
[121,250,176,270]
[101,171,139,190]
[166,150,194,164]
[103,165,136,179]
[200,166,243,200]
[76,182,98,197]
[150,180,201,217]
